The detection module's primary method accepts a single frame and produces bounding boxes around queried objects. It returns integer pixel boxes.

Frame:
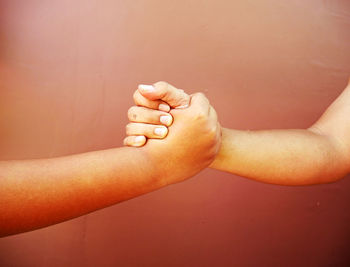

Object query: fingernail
[154,127,168,137]
[134,136,145,145]
[139,84,155,92]
[175,104,189,109]
[159,103,170,112]
[160,115,172,126]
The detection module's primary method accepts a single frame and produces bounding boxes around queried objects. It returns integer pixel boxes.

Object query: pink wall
[1,0,350,266]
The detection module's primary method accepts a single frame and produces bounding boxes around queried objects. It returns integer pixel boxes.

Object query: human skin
[125,79,350,186]
[0,83,220,237]
[124,82,191,147]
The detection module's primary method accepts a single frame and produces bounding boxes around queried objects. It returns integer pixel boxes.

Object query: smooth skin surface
[124,82,191,147]
[125,80,350,185]
[0,84,221,237]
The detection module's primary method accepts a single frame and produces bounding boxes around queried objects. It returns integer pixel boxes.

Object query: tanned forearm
[0,147,163,237]
[210,81,350,185]
[0,82,221,238]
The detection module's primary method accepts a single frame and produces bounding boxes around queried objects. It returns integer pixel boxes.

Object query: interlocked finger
[133,90,170,112]
[123,136,147,147]
[126,123,168,139]
[128,106,173,126]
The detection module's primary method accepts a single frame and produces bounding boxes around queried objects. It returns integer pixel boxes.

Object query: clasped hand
[124,81,222,185]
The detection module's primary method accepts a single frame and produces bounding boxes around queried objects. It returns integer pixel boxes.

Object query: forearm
[210,127,349,185]
[0,147,163,237]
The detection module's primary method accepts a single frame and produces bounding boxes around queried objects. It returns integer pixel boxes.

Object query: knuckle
[154,81,169,97]
[123,138,129,146]
[193,92,209,104]
[203,124,219,146]
[202,127,216,144]
[154,81,168,89]
[127,106,137,120]
[193,110,207,120]
[133,90,139,101]
[147,125,156,135]
[193,92,208,101]
[210,106,218,117]
[208,125,217,136]
[125,137,132,145]
[125,123,133,135]
[208,126,217,143]
[193,92,205,98]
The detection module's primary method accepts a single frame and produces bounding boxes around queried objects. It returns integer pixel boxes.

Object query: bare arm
[0,147,166,237]
[127,80,350,186]
[210,80,350,185]
[0,83,220,237]
[210,127,349,185]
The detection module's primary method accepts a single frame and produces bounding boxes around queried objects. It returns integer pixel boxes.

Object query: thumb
[138,81,190,109]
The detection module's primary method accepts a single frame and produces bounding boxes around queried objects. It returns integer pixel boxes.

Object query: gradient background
[1,0,350,266]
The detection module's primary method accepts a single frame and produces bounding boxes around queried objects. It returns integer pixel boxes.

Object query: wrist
[136,146,171,187]
[209,127,232,170]
[138,143,197,186]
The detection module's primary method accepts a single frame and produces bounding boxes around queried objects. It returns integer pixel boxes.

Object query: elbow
[306,127,350,185]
